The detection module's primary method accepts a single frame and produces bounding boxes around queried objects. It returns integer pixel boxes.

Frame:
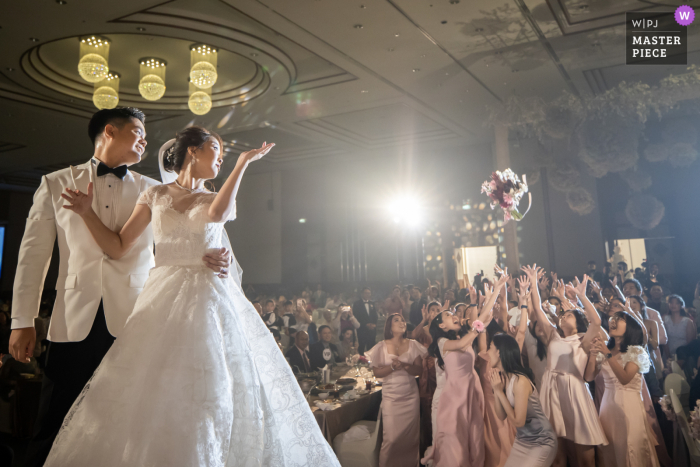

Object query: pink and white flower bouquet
[481,169,530,223]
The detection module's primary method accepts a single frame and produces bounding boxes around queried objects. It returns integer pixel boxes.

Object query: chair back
[672,360,686,376]
[665,373,690,397]
[671,389,684,416]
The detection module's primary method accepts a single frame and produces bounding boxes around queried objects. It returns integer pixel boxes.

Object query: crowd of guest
[2,258,700,466]
[236,259,699,467]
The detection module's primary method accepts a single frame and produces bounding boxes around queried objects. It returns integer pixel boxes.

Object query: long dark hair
[490,333,534,382]
[627,295,648,320]
[607,312,645,353]
[163,126,223,174]
[428,311,470,370]
[528,322,547,361]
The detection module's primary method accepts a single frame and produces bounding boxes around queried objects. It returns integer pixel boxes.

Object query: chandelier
[138,57,166,101]
[188,81,212,115]
[190,44,218,89]
[78,36,110,83]
[92,71,120,109]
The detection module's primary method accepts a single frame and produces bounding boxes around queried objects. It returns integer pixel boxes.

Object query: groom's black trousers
[23,303,115,467]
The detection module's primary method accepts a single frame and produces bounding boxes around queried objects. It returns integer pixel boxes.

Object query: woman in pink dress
[366,313,427,467]
[521,266,607,467]
[428,275,507,467]
[585,311,660,467]
[477,276,532,467]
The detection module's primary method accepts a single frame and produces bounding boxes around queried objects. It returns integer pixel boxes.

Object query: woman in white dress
[45,127,340,467]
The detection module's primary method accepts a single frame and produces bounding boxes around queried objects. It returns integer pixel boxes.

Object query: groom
[9,107,232,467]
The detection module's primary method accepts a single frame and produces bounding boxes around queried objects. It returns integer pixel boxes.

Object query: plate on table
[336,377,356,385]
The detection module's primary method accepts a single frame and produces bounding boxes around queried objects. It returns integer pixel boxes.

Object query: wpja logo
[626,10,689,65]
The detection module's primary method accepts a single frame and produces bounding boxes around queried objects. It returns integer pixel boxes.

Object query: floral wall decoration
[625,194,665,231]
[488,65,700,227]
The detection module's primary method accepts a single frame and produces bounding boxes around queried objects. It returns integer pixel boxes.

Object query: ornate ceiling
[1,0,699,187]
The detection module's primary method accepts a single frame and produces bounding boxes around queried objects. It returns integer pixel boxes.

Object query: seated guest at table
[365,313,427,467]
[339,328,358,360]
[309,325,342,371]
[263,299,284,331]
[285,331,311,374]
[282,300,297,341]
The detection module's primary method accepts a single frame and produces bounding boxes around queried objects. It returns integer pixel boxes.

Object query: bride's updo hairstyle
[163,126,223,174]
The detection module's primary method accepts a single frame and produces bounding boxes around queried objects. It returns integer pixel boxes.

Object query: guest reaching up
[521,265,607,467]
[428,273,507,467]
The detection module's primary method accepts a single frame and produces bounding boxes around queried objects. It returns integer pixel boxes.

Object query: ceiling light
[412,68,420,72]
[138,58,167,101]
[354,24,363,29]
[56,0,67,4]
[92,71,119,109]
[30,37,40,42]
[6,67,14,72]
[188,80,212,115]
[136,27,146,32]
[77,36,110,83]
[250,52,258,57]
[394,33,400,37]
[190,43,218,89]
[299,219,307,223]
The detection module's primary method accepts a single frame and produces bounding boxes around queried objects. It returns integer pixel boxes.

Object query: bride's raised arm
[61,183,152,259]
[208,142,275,222]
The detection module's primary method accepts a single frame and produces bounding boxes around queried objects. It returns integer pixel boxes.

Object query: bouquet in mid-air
[481,169,531,223]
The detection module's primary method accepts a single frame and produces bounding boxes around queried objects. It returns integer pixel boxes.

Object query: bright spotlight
[387,194,423,228]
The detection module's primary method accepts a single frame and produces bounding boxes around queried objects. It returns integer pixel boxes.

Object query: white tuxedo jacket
[11,160,159,342]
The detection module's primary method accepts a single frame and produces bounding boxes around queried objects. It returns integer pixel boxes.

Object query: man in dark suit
[309,325,342,371]
[353,287,378,355]
[285,331,311,374]
[409,286,428,326]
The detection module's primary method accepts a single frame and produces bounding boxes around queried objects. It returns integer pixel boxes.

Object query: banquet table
[309,366,383,444]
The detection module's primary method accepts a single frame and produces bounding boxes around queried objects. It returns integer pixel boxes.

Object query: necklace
[174,179,205,193]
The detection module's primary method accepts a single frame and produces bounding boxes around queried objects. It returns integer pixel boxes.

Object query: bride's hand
[61,183,94,217]
[242,142,275,163]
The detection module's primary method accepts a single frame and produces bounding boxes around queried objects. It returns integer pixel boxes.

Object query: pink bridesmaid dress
[477,351,516,467]
[433,341,485,467]
[597,346,660,467]
[366,340,427,467]
[539,333,607,446]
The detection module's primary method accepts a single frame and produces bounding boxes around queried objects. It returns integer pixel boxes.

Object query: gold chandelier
[92,71,120,109]
[188,81,212,115]
[138,57,166,101]
[78,36,110,83]
[190,43,218,89]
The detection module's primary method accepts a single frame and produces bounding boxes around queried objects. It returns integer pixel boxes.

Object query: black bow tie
[96,162,128,180]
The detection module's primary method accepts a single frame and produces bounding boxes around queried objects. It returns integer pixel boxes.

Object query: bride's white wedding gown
[44,184,340,467]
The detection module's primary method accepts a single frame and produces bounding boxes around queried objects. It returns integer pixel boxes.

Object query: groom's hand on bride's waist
[203,248,232,278]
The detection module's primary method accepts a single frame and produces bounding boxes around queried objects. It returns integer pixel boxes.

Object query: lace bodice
[596,345,651,392]
[137,184,234,269]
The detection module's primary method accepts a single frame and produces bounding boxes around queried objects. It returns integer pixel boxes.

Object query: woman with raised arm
[427,274,507,467]
[521,266,607,467]
[478,275,531,467]
[584,311,660,467]
[44,127,341,466]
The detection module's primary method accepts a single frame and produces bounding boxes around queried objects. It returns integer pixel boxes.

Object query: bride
[46,126,340,466]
